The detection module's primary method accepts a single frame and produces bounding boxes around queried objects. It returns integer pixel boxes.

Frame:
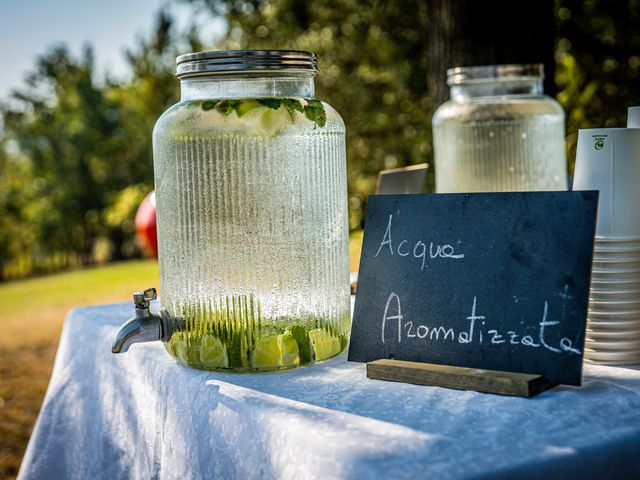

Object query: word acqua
[374,213,464,270]
[380,293,581,356]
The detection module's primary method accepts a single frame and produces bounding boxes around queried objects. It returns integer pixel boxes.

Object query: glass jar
[114,50,351,372]
[432,64,567,193]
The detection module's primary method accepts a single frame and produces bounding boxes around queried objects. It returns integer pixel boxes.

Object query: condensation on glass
[432,64,568,193]
[152,50,350,371]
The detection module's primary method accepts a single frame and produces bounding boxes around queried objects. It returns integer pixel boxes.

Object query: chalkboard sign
[348,191,598,386]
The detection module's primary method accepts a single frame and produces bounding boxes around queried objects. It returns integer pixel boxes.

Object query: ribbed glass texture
[153,99,350,371]
[433,95,568,193]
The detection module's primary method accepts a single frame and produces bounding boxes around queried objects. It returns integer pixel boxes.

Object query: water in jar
[433,99,568,192]
[153,98,350,371]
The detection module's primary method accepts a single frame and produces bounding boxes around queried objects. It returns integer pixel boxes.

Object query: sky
[0,0,226,99]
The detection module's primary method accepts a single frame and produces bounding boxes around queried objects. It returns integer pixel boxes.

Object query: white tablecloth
[19,302,640,479]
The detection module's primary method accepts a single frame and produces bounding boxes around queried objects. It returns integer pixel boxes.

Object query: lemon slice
[199,335,229,368]
[252,334,284,368]
[309,329,342,361]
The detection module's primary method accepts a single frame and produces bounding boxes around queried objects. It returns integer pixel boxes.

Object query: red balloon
[135,191,158,258]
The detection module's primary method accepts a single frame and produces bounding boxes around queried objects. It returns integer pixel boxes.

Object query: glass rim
[447,64,544,86]
[176,49,317,78]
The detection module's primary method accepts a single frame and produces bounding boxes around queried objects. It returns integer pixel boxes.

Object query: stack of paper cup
[573,118,640,365]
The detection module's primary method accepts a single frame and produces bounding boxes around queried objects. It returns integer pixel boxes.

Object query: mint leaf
[281,99,304,121]
[257,98,282,110]
[215,100,241,116]
[201,100,216,111]
[282,98,304,113]
[303,99,326,128]
[200,97,327,128]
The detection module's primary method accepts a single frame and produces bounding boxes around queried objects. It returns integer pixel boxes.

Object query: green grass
[0,259,159,479]
[349,229,364,272]
[0,259,159,351]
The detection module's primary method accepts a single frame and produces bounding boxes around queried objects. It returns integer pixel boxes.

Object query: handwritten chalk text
[374,213,464,270]
[381,292,581,356]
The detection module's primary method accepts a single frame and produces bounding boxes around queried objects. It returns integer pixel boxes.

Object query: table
[19,302,640,479]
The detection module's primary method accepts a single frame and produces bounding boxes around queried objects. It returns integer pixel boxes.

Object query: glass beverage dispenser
[432,64,567,193]
[112,50,351,371]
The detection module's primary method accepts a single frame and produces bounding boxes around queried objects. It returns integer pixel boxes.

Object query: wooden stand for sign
[366,359,557,398]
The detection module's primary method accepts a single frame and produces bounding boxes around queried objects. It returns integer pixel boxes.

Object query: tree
[2,45,122,264]
[426,0,557,110]
[104,11,180,258]
[189,0,430,229]
[556,0,640,170]
[1,1,639,280]
[0,12,182,276]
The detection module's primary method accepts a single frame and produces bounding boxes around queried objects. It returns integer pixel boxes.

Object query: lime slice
[285,324,312,364]
[252,334,283,368]
[281,332,300,367]
[185,335,203,363]
[236,100,262,117]
[199,335,229,368]
[339,334,349,351]
[309,329,342,361]
[165,332,181,358]
[260,107,290,134]
[170,333,194,363]
[228,332,249,368]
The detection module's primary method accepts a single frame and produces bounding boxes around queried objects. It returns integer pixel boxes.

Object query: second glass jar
[432,64,568,193]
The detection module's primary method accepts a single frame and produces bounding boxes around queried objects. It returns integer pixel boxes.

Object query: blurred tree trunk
[427,0,557,110]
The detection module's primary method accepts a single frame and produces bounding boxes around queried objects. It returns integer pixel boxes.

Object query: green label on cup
[592,134,608,151]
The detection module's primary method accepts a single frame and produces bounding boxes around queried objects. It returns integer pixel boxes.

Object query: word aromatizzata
[380,293,581,356]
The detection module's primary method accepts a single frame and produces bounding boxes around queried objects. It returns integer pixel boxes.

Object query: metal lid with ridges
[447,64,544,85]
[176,50,317,78]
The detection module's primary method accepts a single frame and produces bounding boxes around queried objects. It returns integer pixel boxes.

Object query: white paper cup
[587,328,640,340]
[593,242,640,249]
[593,252,640,262]
[589,307,640,317]
[591,277,640,287]
[595,236,640,242]
[590,271,640,282]
[584,358,640,365]
[585,336,640,349]
[590,290,640,301]
[591,263,640,278]
[594,248,640,255]
[588,312,640,324]
[593,252,640,268]
[595,237,640,245]
[589,302,640,314]
[590,278,640,289]
[584,348,640,361]
[587,324,640,335]
[589,297,640,306]
[574,128,640,237]
[592,260,640,271]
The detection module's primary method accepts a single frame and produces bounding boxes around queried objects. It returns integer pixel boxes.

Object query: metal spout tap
[112,288,164,353]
